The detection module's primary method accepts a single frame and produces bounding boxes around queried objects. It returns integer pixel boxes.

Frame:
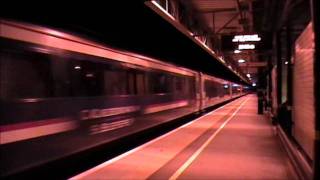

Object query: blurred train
[0,20,245,176]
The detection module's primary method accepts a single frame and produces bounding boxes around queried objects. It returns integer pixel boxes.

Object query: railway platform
[72,95,295,179]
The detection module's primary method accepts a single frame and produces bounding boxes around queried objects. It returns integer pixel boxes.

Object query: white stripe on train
[0,100,189,145]
[144,100,189,114]
[0,119,77,145]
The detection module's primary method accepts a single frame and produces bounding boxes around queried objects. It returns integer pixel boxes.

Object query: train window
[166,74,173,93]
[148,72,173,94]
[68,58,135,97]
[173,76,184,93]
[66,54,145,97]
[68,60,104,97]
[188,77,196,96]
[103,70,128,96]
[0,47,54,100]
[204,80,220,98]
[168,75,195,97]
[0,39,145,99]
[127,71,136,95]
[51,57,72,97]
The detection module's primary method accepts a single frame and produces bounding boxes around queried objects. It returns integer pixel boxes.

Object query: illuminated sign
[232,34,261,42]
[238,44,255,50]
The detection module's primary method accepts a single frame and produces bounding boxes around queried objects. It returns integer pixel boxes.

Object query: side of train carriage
[0,20,245,176]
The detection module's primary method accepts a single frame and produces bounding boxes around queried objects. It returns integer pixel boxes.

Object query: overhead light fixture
[252,83,256,87]
[285,61,289,65]
[238,59,246,63]
[232,34,261,42]
[246,73,251,78]
[234,50,241,54]
[238,44,255,50]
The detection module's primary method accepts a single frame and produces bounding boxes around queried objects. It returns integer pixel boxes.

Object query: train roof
[1,20,198,77]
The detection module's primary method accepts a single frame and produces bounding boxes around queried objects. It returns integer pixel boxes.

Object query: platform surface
[71,95,295,180]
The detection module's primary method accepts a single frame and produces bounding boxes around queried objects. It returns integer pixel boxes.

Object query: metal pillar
[276,31,282,106]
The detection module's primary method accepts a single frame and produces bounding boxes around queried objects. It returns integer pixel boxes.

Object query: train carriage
[0,20,244,177]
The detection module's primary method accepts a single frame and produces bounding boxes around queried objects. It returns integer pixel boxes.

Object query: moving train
[0,20,244,176]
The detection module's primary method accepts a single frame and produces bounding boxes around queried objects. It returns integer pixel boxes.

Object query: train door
[195,72,203,111]
[136,72,146,95]
[229,82,233,97]
[200,73,205,111]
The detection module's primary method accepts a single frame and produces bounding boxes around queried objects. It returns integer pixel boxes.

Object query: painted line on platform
[169,97,250,180]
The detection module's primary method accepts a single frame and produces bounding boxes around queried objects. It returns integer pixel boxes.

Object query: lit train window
[68,60,104,97]
[68,56,137,97]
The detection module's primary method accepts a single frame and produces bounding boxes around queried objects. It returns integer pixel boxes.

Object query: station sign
[221,34,271,51]
[232,34,261,42]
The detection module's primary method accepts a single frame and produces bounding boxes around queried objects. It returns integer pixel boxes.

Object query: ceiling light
[246,73,251,78]
[234,50,241,54]
[238,59,246,63]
